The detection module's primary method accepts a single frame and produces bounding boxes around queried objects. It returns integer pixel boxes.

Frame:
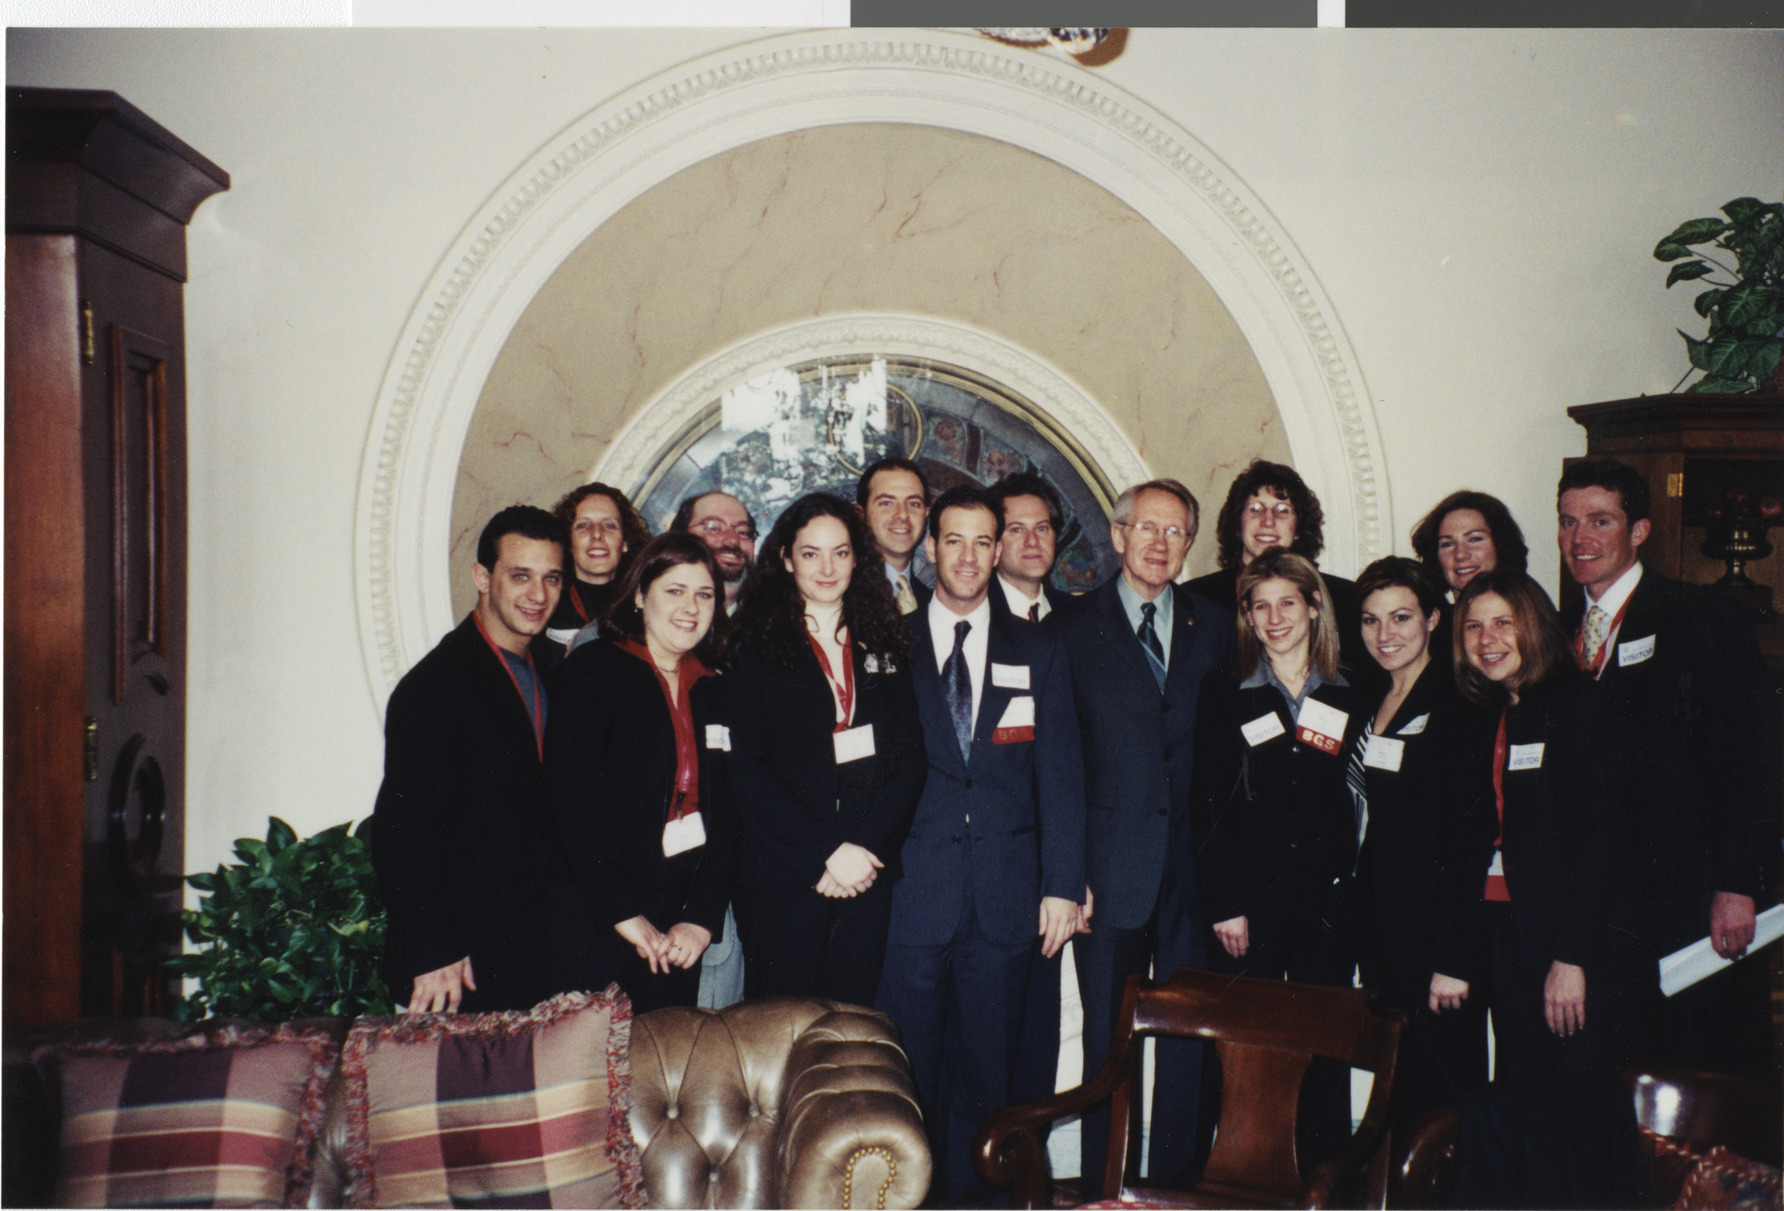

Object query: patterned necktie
[895,574,918,615]
[1137,601,1167,691]
[942,619,973,759]
[1346,718,1371,860]
[1583,603,1610,667]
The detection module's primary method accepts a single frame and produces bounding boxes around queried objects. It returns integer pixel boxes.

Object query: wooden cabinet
[1567,395,1784,672]
[5,89,227,1027]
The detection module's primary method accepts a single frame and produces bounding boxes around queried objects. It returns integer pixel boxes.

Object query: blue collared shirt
[1239,657,1347,719]
[1115,575,1173,667]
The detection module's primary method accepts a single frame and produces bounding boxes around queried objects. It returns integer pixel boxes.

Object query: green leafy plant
[1654,195,1784,395]
[167,817,393,1021]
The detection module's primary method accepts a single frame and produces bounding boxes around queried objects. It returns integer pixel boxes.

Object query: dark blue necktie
[942,619,973,759]
[1138,600,1167,690]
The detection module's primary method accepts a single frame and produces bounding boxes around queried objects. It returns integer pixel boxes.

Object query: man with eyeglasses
[1055,479,1234,1196]
[544,483,652,660]
[1186,459,1367,678]
[671,490,757,614]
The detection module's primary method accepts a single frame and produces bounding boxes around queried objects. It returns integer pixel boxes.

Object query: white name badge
[662,811,706,857]
[1486,848,1504,876]
[705,724,731,751]
[545,626,580,647]
[1296,698,1349,756]
[834,723,876,764]
[1363,734,1405,772]
[1618,634,1656,667]
[1507,742,1545,771]
[991,663,1030,690]
[1241,712,1287,747]
[1397,713,1429,737]
[996,695,1035,729]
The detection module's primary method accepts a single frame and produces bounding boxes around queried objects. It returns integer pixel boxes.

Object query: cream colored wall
[454,122,1283,617]
[7,27,1779,875]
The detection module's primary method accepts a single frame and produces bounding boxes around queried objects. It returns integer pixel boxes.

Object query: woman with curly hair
[726,493,927,1003]
[1408,489,1529,597]
[542,482,654,658]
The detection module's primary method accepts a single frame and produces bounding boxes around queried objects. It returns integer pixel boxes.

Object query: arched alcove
[357,28,1383,705]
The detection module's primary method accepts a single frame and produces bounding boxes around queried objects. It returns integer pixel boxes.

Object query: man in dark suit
[1056,478,1234,1197]
[858,456,934,615]
[1556,458,1779,1073]
[371,505,566,1014]
[877,485,1086,1206]
[1184,459,1367,678]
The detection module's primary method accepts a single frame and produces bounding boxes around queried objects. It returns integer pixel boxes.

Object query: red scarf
[1484,709,1510,902]
[617,640,713,822]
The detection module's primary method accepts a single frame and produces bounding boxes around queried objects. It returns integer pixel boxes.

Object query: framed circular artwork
[634,356,1119,592]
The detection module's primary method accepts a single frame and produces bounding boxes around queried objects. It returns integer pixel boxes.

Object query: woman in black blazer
[1348,557,1498,1140]
[726,493,926,1006]
[1193,548,1362,1172]
[546,533,734,1014]
[1451,569,1654,1209]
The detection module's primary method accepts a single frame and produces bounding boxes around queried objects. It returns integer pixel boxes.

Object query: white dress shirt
[1583,560,1643,655]
[927,594,993,728]
[997,573,1051,622]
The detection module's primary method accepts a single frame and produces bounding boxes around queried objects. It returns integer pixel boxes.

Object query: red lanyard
[1571,593,1632,680]
[569,583,591,624]
[618,641,709,822]
[473,612,544,760]
[807,627,856,733]
[1485,709,1510,902]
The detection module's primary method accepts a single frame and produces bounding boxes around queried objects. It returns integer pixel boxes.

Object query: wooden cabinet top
[1569,395,1784,455]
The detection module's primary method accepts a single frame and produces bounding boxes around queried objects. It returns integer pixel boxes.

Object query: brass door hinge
[81,303,96,364]
[83,717,100,781]
[1666,472,1684,498]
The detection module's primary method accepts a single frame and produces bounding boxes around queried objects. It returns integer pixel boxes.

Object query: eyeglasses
[1243,501,1296,521]
[1118,521,1190,545]
[692,518,757,543]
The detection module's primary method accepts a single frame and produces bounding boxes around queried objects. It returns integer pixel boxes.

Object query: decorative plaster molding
[355,28,1384,707]
[594,316,1148,500]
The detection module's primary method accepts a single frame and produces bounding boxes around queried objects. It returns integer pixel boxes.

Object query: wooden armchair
[975,969,1404,1210]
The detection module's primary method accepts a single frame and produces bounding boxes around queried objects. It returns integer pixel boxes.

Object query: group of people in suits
[370,447,1777,1210]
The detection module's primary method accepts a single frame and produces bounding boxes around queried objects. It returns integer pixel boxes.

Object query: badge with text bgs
[1295,698,1349,755]
[991,662,1030,690]
[663,811,706,857]
[993,694,1036,744]
[705,724,731,751]
[1507,742,1545,771]
[1241,712,1287,747]
[1396,713,1429,736]
[834,723,876,763]
[1363,734,1405,772]
[1618,634,1655,667]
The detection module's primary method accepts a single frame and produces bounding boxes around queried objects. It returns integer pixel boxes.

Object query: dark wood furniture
[975,969,1404,1209]
[5,89,228,1028]
[1567,395,1784,671]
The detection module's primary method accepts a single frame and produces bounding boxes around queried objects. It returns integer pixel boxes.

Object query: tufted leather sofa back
[627,998,928,1209]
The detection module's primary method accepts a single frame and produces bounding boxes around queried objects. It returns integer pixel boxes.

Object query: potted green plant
[167,817,393,1021]
[1654,195,1783,395]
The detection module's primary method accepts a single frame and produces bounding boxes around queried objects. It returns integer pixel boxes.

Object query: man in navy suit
[1055,478,1235,1197]
[877,484,1086,1206]
[858,456,935,615]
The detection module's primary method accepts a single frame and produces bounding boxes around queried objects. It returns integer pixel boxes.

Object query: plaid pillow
[340,987,642,1209]
[36,1023,340,1208]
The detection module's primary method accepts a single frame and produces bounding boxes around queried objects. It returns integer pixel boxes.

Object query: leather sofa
[4,998,931,1209]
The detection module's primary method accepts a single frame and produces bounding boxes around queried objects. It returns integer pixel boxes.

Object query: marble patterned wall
[453,122,1287,615]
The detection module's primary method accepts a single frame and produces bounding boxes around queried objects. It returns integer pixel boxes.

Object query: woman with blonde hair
[1191,548,1362,1173]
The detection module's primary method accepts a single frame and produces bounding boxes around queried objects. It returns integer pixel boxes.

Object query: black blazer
[888,607,1086,947]
[1352,660,1500,1008]
[545,639,734,937]
[1193,671,1363,929]
[370,615,552,1010]
[1559,572,1778,950]
[1055,579,1235,930]
[1184,565,1372,684]
[725,630,927,889]
[1496,670,1653,986]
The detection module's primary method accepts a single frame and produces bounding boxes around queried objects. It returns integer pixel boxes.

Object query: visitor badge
[1397,713,1429,736]
[1363,735,1405,772]
[546,626,580,647]
[834,723,876,764]
[1242,712,1287,747]
[1507,742,1545,771]
[705,724,731,751]
[1618,635,1655,667]
[663,811,706,857]
[991,663,1030,690]
[1296,698,1349,756]
[1486,848,1503,876]
[993,695,1036,743]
